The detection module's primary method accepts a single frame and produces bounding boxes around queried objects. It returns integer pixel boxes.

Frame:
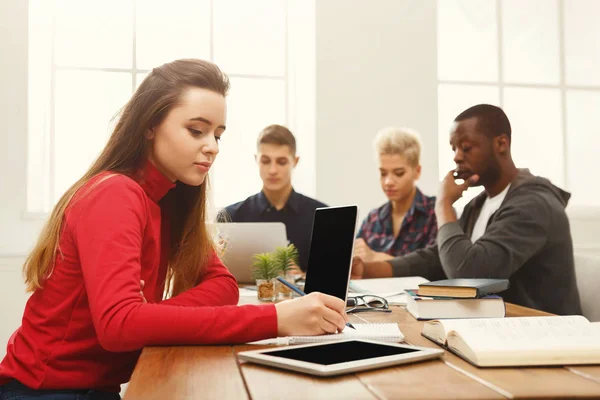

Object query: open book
[250,323,404,345]
[422,316,600,367]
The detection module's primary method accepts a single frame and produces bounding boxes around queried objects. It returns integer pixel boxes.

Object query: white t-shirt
[470,184,511,243]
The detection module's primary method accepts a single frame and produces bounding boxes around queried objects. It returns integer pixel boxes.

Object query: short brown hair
[256,124,296,155]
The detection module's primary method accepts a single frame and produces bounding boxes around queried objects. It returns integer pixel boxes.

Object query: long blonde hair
[24,59,230,297]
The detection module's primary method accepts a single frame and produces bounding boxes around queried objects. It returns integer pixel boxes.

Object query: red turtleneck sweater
[0,163,277,393]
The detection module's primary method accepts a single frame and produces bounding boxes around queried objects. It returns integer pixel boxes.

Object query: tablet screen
[304,206,358,300]
[260,340,419,366]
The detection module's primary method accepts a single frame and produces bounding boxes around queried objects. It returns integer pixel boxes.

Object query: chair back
[574,253,600,322]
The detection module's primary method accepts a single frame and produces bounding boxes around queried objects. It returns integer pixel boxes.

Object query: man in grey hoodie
[352,104,582,315]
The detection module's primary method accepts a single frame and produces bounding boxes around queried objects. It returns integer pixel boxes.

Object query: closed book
[417,278,509,298]
[421,316,600,367]
[405,290,506,320]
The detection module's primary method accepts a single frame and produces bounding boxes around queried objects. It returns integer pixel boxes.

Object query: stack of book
[405,278,509,320]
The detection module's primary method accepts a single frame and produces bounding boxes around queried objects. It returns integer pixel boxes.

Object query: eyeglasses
[346,295,391,314]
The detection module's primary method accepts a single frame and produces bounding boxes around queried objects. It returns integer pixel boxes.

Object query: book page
[450,316,594,352]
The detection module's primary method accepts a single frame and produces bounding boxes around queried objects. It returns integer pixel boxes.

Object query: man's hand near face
[435,170,479,228]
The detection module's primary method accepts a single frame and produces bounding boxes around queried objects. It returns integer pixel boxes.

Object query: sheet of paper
[238,287,258,297]
[349,277,429,293]
[348,277,429,305]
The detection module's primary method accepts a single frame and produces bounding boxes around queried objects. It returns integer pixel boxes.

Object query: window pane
[437,0,498,82]
[53,71,132,203]
[503,88,564,187]
[135,0,211,70]
[502,0,560,85]
[28,0,54,212]
[54,0,133,68]
[213,0,285,76]
[136,72,148,89]
[566,90,600,206]
[212,77,286,207]
[437,84,499,210]
[564,0,600,86]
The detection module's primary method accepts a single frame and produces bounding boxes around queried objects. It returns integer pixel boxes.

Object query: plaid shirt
[356,188,437,257]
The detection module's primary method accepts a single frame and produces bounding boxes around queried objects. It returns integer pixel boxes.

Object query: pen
[275,276,356,330]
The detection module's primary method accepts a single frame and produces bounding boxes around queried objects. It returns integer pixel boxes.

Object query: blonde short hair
[373,127,421,167]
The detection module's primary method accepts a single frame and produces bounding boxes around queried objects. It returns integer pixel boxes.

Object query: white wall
[0,257,28,360]
[0,0,36,359]
[314,0,439,223]
[0,0,44,257]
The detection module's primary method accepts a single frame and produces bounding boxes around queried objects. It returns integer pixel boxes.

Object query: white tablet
[237,339,444,377]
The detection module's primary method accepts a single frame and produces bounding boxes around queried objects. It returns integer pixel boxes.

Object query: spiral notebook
[249,323,404,345]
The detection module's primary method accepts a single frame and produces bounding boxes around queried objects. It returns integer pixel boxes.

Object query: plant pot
[256,279,276,302]
[276,273,295,300]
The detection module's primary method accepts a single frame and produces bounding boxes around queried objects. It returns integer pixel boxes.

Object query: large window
[437,0,600,208]
[27,0,309,213]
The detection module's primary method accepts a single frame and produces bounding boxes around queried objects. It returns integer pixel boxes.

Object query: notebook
[422,315,600,367]
[249,323,404,346]
[417,278,509,298]
[405,290,506,320]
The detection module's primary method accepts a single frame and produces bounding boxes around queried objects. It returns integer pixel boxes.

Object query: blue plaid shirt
[356,188,437,256]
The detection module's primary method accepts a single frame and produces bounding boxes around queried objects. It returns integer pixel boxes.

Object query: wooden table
[125,302,600,399]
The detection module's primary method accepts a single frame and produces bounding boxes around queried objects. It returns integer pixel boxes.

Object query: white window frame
[25,0,316,217]
[437,0,600,192]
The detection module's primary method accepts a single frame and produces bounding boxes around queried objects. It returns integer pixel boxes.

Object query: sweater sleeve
[436,189,551,279]
[388,245,446,281]
[70,177,277,352]
[160,252,240,307]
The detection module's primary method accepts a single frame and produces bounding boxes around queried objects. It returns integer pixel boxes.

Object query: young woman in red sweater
[0,59,348,400]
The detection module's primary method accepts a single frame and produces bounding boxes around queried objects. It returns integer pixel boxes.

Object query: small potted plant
[251,252,279,302]
[273,244,300,300]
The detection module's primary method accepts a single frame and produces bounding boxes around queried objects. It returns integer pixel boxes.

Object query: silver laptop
[215,222,288,284]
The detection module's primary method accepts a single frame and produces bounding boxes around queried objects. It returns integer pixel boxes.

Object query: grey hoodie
[389,169,582,315]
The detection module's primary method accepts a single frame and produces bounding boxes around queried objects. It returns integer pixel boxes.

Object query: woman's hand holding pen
[275,292,350,336]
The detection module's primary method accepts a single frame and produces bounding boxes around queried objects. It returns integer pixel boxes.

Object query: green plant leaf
[251,252,279,280]
[274,244,300,273]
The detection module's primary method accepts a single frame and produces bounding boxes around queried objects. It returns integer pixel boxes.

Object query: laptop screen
[303,205,358,301]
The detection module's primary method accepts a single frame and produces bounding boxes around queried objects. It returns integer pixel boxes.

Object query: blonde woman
[0,59,348,400]
[354,127,437,263]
